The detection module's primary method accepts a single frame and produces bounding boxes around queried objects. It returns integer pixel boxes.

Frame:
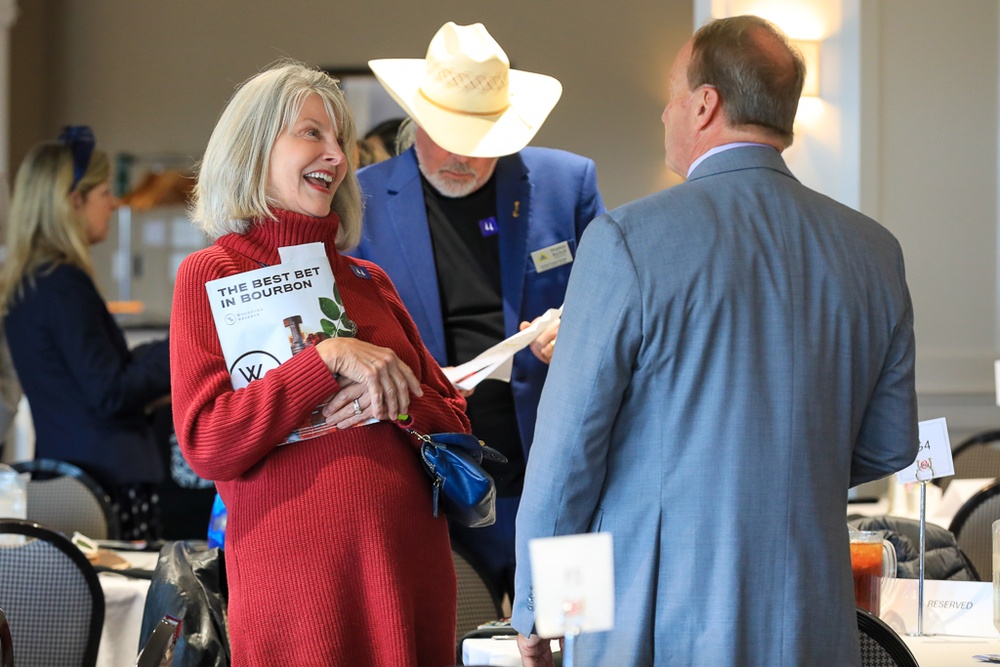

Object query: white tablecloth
[96,551,159,667]
[463,634,1000,666]
[463,637,560,666]
[902,634,1000,666]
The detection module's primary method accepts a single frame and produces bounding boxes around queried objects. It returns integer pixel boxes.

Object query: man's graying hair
[688,15,805,145]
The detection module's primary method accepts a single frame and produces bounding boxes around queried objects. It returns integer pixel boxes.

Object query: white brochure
[443,307,561,391]
[205,243,367,444]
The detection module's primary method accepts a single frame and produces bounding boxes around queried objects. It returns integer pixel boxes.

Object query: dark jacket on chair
[848,515,979,580]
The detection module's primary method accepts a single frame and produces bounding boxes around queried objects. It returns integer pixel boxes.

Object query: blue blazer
[4,264,170,486]
[351,147,604,455]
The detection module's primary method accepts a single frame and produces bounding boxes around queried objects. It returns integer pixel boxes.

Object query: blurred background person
[364,117,405,157]
[0,180,22,459]
[352,21,605,601]
[171,61,470,666]
[0,127,171,541]
[352,135,390,169]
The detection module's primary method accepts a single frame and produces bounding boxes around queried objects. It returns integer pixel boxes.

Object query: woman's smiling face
[266,93,347,217]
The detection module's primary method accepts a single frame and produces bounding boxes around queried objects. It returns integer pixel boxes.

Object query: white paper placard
[995,360,1000,406]
[528,533,614,639]
[881,579,999,638]
[896,417,955,483]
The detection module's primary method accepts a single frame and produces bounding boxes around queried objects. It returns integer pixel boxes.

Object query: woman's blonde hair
[191,60,362,249]
[0,142,110,314]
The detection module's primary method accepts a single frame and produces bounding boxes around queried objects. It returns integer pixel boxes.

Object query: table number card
[896,417,955,484]
[528,532,614,639]
[995,360,1000,406]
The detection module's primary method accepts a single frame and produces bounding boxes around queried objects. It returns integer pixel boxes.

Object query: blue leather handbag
[411,431,507,528]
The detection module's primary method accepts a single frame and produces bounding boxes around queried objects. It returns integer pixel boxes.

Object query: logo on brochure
[228,350,282,389]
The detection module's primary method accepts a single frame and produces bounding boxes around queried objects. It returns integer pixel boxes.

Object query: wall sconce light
[791,39,821,98]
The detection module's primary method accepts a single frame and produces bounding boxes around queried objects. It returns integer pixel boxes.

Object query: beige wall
[868,0,999,436]
[874,0,999,389]
[10,0,693,209]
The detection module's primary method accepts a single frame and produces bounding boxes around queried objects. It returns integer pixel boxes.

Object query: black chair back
[0,519,104,667]
[938,429,1000,491]
[948,480,1000,582]
[452,542,503,663]
[857,608,918,667]
[11,459,119,539]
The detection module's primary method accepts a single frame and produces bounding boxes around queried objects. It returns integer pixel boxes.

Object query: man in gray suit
[513,15,918,666]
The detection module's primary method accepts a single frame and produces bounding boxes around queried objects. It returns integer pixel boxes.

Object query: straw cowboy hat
[368,22,563,158]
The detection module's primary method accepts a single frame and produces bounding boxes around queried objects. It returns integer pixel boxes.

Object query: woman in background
[0,127,171,540]
[170,61,469,666]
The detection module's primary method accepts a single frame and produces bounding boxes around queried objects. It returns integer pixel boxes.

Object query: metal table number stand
[912,464,934,637]
[899,417,955,638]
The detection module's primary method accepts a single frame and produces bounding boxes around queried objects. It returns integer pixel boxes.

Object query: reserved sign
[881,579,998,637]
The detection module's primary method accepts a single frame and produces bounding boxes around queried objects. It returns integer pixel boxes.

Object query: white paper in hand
[528,532,614,639]
[444,307,561,391]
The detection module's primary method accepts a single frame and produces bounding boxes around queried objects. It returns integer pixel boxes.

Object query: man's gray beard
[418,162,482,198]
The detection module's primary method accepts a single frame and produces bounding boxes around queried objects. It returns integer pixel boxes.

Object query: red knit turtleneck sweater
[170,209,469,666]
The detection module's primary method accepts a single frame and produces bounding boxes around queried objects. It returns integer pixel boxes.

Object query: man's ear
[693,85,721,131]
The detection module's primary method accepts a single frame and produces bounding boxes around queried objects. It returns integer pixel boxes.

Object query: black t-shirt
[423,175,525,495]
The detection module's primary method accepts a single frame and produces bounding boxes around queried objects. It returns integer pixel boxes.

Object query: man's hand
[522,316,560,365]
[517,633,558,667]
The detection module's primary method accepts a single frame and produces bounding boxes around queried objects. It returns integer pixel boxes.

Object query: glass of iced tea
[850,530,896,617]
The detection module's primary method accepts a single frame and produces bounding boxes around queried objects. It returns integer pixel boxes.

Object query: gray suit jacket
[513,146,918,666]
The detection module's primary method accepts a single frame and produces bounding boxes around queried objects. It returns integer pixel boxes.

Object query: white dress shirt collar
[687,142,777,178]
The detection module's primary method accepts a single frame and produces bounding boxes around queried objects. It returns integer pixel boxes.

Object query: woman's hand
[315,337,422,420]
[322,379,372,429]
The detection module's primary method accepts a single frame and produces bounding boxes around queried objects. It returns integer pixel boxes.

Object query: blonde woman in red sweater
[170,61,470,666]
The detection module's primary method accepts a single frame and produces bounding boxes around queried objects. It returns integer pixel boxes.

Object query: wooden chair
[0,519,104,667]
[11,459,119,539]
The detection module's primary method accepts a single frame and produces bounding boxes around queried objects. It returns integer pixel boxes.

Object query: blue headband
[57,125,95,192]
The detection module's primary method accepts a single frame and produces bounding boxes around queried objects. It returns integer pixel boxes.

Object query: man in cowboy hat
[351,21,604,600]
[512,15,917,666]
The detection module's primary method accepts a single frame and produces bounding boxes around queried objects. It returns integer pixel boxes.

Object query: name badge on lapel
[530,241,573,274]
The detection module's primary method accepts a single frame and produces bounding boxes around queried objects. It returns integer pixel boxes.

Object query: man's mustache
[437,162,476,176]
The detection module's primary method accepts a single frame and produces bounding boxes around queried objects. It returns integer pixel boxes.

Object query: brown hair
[688,15,805,145]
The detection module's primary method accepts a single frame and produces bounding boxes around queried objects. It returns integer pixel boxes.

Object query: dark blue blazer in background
[351,147,605,455]
[4,263,169,486]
